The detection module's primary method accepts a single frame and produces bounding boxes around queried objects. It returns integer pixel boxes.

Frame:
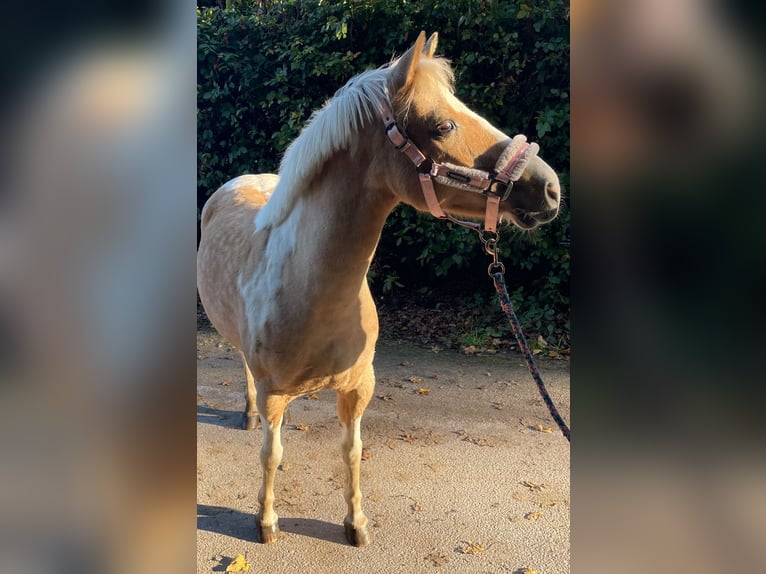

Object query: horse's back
[200,174,278,229]
[198,174,279,348]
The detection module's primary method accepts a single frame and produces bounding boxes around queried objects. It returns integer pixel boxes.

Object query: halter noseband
[378,98,539,233]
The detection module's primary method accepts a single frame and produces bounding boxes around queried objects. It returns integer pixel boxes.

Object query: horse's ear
[390,31,427,94]
[424,32,438,58]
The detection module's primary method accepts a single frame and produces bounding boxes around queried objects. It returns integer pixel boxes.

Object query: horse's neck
[286,150,396,303]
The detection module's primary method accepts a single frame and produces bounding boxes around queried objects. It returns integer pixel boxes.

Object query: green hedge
[198,0,570,342]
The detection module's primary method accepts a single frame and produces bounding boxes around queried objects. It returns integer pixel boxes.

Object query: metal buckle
[386,122,410,150]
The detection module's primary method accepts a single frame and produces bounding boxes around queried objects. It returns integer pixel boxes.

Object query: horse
[197,31,560,547]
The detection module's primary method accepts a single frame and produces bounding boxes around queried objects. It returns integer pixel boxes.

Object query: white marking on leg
[258,414,284,529]
[341,417,367,529]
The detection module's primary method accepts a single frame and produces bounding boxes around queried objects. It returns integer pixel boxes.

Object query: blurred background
[0,1,196,573]
[0,0,764,572]
[572,0,766,571]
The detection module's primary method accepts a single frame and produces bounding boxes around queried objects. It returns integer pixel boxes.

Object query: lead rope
[481,233,571,442]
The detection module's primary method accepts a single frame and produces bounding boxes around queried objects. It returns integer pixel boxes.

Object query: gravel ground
[197,331,570,574]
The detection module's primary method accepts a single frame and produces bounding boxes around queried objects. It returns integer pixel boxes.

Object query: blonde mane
[254,54,455,230]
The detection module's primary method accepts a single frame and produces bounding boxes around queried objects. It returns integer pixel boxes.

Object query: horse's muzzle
[545,179,561,209]
[509,207,559,229]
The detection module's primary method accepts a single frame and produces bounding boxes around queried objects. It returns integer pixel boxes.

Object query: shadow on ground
[197,504,348,546]
[196,406,244,429]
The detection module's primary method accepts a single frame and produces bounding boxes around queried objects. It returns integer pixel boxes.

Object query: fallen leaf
[225,554,250,572]
[220,381,232,386]
[361,448,372,461]
[400,434,417,443]
[410,502,423,512]
[376,394,394,401]
[537,335,548,348]
[521,480,545,492]
[534,424,554,433]
[426,552,450,566]
[407,376,424,384]
[294,424,309,431]
[304,393,320,400]
[462,345,478,355]
[458,540,485,555]
[400,361,413,367]
[525,511,543,521]
[277,463,290,471]
[521,569,539,574]
[463,435,494,447]
[416,388,431,395]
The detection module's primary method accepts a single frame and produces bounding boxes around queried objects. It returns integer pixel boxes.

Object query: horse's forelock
[418,56,455,91]
[393,56,455,124]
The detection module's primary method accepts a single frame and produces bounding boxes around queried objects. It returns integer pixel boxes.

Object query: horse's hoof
[344,519,370,547]
[242,413,259,430]
[258,521,280,544]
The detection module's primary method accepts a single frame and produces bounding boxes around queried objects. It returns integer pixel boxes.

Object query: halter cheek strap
[382,105,446,216]
[379,98,538,233]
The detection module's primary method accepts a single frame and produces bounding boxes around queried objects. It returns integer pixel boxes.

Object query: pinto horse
[197,32,560,547]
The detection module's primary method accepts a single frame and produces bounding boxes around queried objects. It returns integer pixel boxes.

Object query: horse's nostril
[546,180,561,206]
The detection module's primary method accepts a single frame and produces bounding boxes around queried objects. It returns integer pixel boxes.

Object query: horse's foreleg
[241,354,259,430]
[255,391,290,543]
[241,356,290,430]
[340,415,369,547]
[336,370,374,547]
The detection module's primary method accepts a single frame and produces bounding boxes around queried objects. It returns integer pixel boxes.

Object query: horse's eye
[437,120,456,135]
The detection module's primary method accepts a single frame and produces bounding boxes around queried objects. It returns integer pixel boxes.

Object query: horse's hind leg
[255,390,290,543]
[241,354,258,430]
[336,367,374,547]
